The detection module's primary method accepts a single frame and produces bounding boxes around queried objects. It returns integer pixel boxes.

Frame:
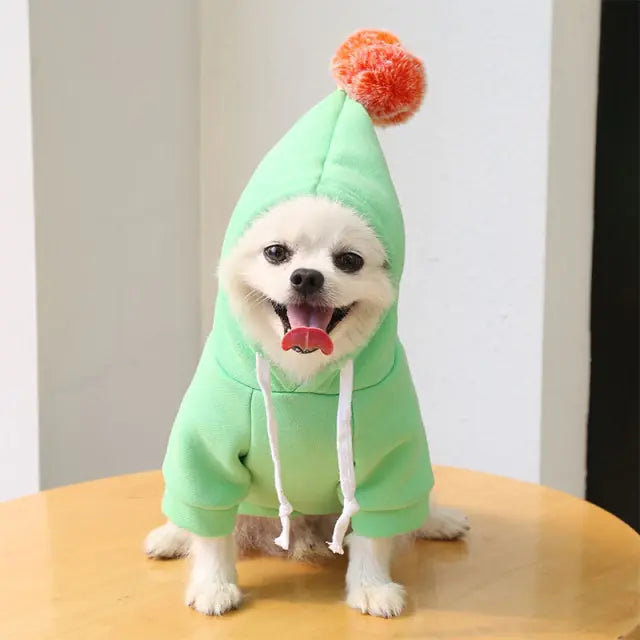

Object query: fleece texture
[161,90,434,538]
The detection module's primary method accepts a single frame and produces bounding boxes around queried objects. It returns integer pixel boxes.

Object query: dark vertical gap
[586,0,639,531]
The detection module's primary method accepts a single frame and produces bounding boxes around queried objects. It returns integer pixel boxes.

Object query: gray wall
[30,1,201,488]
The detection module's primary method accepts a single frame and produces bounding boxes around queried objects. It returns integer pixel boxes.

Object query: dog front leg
[185,534,242,615]
[345,533,405,618]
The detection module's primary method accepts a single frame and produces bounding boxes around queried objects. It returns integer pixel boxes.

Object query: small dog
[146,29,469,619]
[146,197,469,617]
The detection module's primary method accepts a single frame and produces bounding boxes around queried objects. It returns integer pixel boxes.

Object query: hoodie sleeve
[161,334,251,538]
[350,343,434,538]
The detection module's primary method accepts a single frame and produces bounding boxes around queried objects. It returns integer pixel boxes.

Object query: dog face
[219,197,395,381]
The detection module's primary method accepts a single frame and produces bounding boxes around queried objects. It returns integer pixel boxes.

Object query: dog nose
[290,268,325,296]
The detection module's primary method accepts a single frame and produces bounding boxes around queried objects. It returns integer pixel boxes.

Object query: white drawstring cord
[256,353,293,550]
[256,353,358,555]
[327,359,359,554]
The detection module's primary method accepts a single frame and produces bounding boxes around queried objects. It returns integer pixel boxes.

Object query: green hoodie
[162,90,434,547]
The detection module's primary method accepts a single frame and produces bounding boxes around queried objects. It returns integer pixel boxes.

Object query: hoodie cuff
[162,491,238,538]
[351,498,430,538]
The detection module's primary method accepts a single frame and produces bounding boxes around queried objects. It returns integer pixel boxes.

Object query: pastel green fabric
[220,90,405,283]
[162,90,434,539]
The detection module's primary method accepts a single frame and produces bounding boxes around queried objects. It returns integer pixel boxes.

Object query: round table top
[0,467,637,640]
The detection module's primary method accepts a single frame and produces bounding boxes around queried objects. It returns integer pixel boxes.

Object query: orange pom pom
[331,29,426,126]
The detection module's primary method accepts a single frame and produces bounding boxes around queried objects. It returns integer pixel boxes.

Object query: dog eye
[333,251,364,273]
[263,244,291,264]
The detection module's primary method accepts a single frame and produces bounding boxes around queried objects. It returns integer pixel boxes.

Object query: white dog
[145,197,468,618]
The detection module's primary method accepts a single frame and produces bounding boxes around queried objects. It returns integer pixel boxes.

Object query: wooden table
[0,467,638,640]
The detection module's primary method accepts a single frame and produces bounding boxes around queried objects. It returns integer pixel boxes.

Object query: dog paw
[185,581,242,616]
[417,507,470,540]
[346,582,406,618]
[144,522,190,559]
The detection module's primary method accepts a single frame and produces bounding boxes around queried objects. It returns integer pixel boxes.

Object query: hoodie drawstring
[255,353,358,554]
[256,353,293,550]
[327,358,359,554]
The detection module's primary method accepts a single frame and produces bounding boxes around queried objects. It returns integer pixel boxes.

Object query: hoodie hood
[213,90,410,393]
[221,90,406,282]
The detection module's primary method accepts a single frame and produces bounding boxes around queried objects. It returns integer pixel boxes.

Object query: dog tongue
[281,304,334,355]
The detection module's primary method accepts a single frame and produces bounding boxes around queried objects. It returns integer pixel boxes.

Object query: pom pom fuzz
[331,29,426,126]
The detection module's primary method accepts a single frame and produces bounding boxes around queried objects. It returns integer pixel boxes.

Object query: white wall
[29,1,201,488]
[0,1,40,501]
[200,0,600,491]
